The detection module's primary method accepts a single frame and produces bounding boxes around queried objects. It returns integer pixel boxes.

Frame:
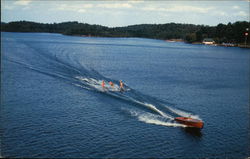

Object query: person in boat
[101,80,105,89]
[119,80,124,91]
[109,81,114,88]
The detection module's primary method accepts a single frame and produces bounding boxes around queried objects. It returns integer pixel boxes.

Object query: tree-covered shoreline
[1,20,249,45]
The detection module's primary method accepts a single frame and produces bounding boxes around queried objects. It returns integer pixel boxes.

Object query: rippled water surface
[1,32,249,158]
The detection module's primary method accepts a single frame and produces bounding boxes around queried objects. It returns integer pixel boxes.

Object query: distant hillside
[1,21,249,44]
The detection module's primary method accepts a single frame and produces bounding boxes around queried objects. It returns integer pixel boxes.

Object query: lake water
[1,32,249,158]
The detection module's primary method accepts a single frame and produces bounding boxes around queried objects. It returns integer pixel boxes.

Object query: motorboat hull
[175,117,204,129]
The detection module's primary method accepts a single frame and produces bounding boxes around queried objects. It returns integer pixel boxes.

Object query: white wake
[127,109,186,128]
[75,76,121,92]
[166,106,201,120]
[75,76,200,128]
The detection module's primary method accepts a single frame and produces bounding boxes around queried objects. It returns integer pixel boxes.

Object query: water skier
[109,81,114,88]
[119,80,124,92]
[101,80,106,90]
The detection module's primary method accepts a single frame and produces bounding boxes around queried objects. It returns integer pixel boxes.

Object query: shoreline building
[202,38,215,45]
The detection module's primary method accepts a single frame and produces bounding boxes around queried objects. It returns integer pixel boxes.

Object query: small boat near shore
[175,117,204,129]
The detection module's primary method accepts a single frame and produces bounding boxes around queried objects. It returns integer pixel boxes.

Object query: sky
[1,0,249,27]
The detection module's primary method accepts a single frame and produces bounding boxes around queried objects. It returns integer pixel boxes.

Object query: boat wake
[166,106,201,120]
[73,75,200,128]
[3,39,201,128]
[125,109,186,128]
[74,76,130,92]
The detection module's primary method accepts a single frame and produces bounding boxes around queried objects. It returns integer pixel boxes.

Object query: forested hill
[1,21,249,44]
[0,21,200,39]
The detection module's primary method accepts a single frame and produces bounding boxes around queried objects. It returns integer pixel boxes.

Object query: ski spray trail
[74,75,202,129]
[165,106,201,120]
[125,109,186,128]
[75,76,175,120]
[132,101,174,120]
[6,43,199,128]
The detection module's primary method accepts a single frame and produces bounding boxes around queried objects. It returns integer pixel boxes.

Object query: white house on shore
[202,38,215,45]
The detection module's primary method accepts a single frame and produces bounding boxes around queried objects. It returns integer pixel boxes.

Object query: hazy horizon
[2,19,249,28]
[1,0,249,27]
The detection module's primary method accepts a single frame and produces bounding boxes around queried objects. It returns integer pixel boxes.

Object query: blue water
[1,32,249,158]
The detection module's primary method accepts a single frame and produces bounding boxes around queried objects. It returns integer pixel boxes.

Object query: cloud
[55,2,133,13]
[14,0,32,6]
[81,4,94,8]
[234,11,248,16]
[166,6,214,13]
[142,6,162,11]
[56,4,93,13]
[129,0,144,4]
[77,9,86,13]
[55,2,134,13]
[97,3,132,9]
[142,5,214,14]
[232,5,240,9]
[214,11,227,16]
[4,5,14,10]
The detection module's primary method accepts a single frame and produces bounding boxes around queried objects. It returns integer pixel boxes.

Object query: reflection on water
[183,127,203,138]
